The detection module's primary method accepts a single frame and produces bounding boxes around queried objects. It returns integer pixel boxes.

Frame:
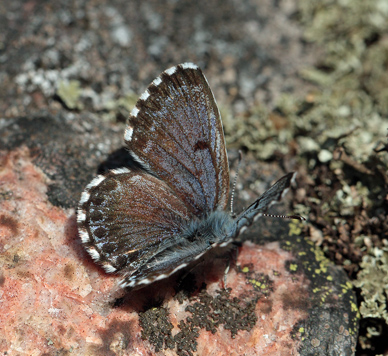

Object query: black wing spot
[194,140,209,151]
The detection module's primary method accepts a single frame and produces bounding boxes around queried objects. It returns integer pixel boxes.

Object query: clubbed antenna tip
[262,213,306,221]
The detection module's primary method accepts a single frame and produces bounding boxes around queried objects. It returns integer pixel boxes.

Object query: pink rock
[0,142,357,355]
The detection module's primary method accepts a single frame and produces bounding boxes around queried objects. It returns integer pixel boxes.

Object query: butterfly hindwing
[77,168,192,278]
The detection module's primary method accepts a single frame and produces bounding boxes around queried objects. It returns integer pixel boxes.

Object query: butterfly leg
[221,243,241,289]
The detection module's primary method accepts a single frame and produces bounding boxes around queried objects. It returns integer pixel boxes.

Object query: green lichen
[106,93,138,112]
[295,0,388,167]
[330,181,371,217]
[103,92,138,121]
[241,266,250,273]
[289,220,304,236]
[287,2,388,349]
[224,0,388,173]
[57,80,83,110]
[354,245,388,323]
[222,104,292,160]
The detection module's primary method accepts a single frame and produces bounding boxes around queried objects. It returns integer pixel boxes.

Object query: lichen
[103,92,138,122]
[222,104,293,160]
[293,0,388,351]
[354,244,388,323]
[223,0,388,172]
[57,80,83,110]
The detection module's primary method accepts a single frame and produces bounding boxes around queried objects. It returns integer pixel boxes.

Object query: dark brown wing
[77,168,192,276]
[124,63,229,217]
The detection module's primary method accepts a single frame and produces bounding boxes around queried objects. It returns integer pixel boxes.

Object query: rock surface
[0,115,358,355]
[0,0,358,355]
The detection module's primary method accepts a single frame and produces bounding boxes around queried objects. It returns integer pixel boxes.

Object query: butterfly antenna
[230,150,243,218]
[262,213,306,221]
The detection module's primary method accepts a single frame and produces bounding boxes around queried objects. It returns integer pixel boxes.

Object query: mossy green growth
[354,245,388,324]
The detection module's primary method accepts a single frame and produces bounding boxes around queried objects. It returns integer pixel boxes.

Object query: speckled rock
[0,0,360,354]
[0,114,358,355]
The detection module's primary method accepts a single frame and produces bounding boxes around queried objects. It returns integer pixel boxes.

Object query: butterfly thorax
[181,210,236,248]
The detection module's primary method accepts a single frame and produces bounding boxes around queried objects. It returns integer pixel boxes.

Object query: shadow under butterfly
[77,63,303,292]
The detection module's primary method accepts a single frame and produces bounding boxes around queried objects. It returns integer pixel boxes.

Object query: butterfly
[77,63,299,291]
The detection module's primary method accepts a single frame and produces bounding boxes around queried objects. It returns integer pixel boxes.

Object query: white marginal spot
[119,278,136,288]
[129,150,152,172]
[154,274,167,282]
[86,175,105,190]
[87,247,100,261]
[130,107,139,117]
[280,187,290,200]
[181,62,198,70]
[77,209,86,223]
[165,66,177,76]
[152,76,162,86]
[253,213,263,222]
[139,90,150,101]
[118,280,127,288]
[78,228,90,243]
[291,172,297,185]
[111,167,130,175]
[124,126,133,141]
[239,226,247,234]
[153,262,189,282]
[103,264,117,273]
[171,263,188,274]
[219,239,233,247]
[139,278,153,286]
[79,191,90,204]
[119,262,191,288]
[194,251,206,260]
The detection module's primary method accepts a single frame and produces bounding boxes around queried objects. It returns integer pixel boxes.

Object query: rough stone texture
[0,0,317,119]
[0,0,358,355]
[0,115,358,355]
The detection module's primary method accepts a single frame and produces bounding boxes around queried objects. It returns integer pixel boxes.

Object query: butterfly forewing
[235,172,296,235]
[77,168,192,276]
[125,63,229,217]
